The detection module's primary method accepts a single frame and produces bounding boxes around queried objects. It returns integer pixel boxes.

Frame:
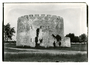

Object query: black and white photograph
[3,2,88,62]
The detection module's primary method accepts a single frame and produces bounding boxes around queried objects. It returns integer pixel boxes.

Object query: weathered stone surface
[16,14,65,47]
[61,37,71,47]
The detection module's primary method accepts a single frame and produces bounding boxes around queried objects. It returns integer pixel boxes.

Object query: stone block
[61,37,71,47]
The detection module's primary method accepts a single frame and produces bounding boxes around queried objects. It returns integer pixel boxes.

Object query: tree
[79,34,87,43]
[72,36,79,42]
[4,23,15,41]
[52,34,61,41]
[52,34,61,47]
[65,33,75,42]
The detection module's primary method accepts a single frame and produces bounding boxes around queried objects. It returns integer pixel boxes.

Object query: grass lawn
[4,43,87,51]
[4,53,87,62]
[3,43,88,62]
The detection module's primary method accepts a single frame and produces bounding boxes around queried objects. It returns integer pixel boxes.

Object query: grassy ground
[4,43,87,51]
[3,43,88,62]
[4,53,87,62]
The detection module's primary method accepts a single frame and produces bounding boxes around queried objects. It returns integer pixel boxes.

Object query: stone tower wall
[16,14,64,47]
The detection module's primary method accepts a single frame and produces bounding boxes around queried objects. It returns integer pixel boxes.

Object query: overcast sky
[4,3,87,40]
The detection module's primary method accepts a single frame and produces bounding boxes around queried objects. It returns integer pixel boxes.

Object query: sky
[4,3,87,40]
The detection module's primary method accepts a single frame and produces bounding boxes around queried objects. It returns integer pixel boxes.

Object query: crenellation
[51,15,57,19]
[44,15,49,20]
[26,15,29,20]
[29,14,33,17]
[20,16,24,20]
[22,15,28,21]
[35,14,39,17]
[47,14,51,18]
[50,15,56,20]
[18,16,24,22]
[57,16,60,20]
[24,15,28,18]
[18,14,63,21]
[28,14,33,19]
[41,14,45,17]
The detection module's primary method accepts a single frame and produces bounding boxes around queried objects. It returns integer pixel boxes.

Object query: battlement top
[18,14,63,21]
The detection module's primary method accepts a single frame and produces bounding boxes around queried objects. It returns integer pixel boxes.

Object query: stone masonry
[16,14,70,47]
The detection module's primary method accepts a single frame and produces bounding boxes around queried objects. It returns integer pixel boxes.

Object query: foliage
[65,33,87,43]
[79,34,87,42]
[4,23,15,41]
[52,34,61,41]
[65,33,75,42]
[72,36,79,42]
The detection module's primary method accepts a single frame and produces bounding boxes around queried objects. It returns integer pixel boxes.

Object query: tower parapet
[18,14,63,21]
